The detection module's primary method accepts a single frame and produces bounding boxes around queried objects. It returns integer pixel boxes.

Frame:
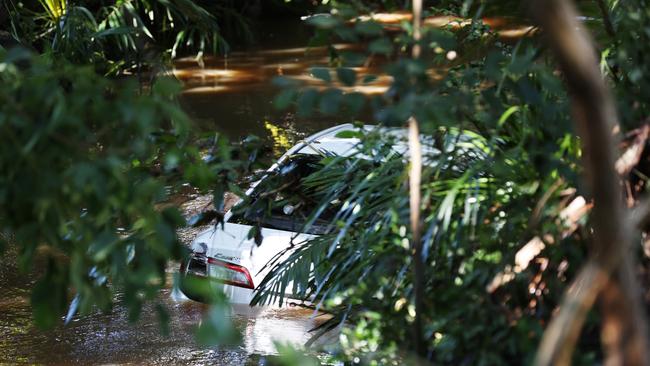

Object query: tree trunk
[530,0,649,365]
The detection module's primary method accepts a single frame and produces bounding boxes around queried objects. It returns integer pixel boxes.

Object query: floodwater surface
[0,184,322,366]
[0,15,534,365]
[175,19,355,158]
[174,15,532,155]
[0,218,331,366]
[0,20,337,366]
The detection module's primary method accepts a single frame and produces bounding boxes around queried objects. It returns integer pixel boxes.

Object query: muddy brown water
[175,18,363,158]
[0,20,341,365]
[0,261,331,366]
[1,15,534,365]
[174,14,531,157]
[0,197,333,366]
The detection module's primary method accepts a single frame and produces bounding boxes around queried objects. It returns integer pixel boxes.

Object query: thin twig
[595,0,616,38]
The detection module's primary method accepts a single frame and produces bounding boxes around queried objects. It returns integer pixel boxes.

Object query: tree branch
[530,0,649,365]
[595,0,616,38]
[409,0,426,359]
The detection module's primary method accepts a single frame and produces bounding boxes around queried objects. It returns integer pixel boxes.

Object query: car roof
[229,123,479,222]
[291,123,410,158]
[288,124,487,169]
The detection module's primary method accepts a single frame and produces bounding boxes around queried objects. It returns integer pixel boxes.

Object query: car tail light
[207,258,255,289]
[182,252,254,290]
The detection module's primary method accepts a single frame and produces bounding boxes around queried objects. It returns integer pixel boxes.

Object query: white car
[179,124,399,304]
[179,123,459,304]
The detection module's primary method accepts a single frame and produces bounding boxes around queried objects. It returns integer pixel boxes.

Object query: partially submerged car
[178,123,478,304]
[180,124,402,304]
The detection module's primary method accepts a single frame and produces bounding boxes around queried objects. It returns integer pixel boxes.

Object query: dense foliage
[0,49,261,338]
[0,48,187,325]
[0,0,264,341]
[0,49,190,327]
[249,0,650,364]
[3,0,650,364]
[3,0,251,73]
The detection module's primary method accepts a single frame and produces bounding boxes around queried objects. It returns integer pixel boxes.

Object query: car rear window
[228,154,338,235]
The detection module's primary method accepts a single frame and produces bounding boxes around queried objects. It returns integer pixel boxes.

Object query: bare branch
[535,260,610,365]
[409,0,426,359]
[530,0,649,365]
[595,0,616,38]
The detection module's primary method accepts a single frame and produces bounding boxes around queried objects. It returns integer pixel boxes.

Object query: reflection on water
[175,19,362,155]
[0,253,329,365]
[0,190,329,365]
[358,12,536,38]
[0,15,534,365]
[175,15,531,155]
[175,43,378,155]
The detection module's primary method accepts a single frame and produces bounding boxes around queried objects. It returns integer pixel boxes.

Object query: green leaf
[275,342,320,366]
[310,67,331,83]
[337,67,357,86]
[247,225,264,246]
[274,89,297,110]
[369,37,393,55]
[354,21,383,36]
[334,27,358,42]
[164,152,180,171]
[305,15,341,29]
[297,88,319,117]
[88,230,119,262]
[341,51,366,66]
[156,304,170,337]
[319,89,343,115]
[344,92,365,115]
[335,130,364,139]
[362,74,378,83]
[210,184,223,211]
[195,305,241,346]
[187,210,220,227]
[271,76,297,87]
[429,29,456,50]
[498,106,520,127]
[153,76,183,96]
[2,47,33,64]
[93,26,136,38]
[31,270,67,329]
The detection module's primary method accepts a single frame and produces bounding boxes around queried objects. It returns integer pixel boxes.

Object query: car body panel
[187,222,315,304]
[180,123,446,304]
